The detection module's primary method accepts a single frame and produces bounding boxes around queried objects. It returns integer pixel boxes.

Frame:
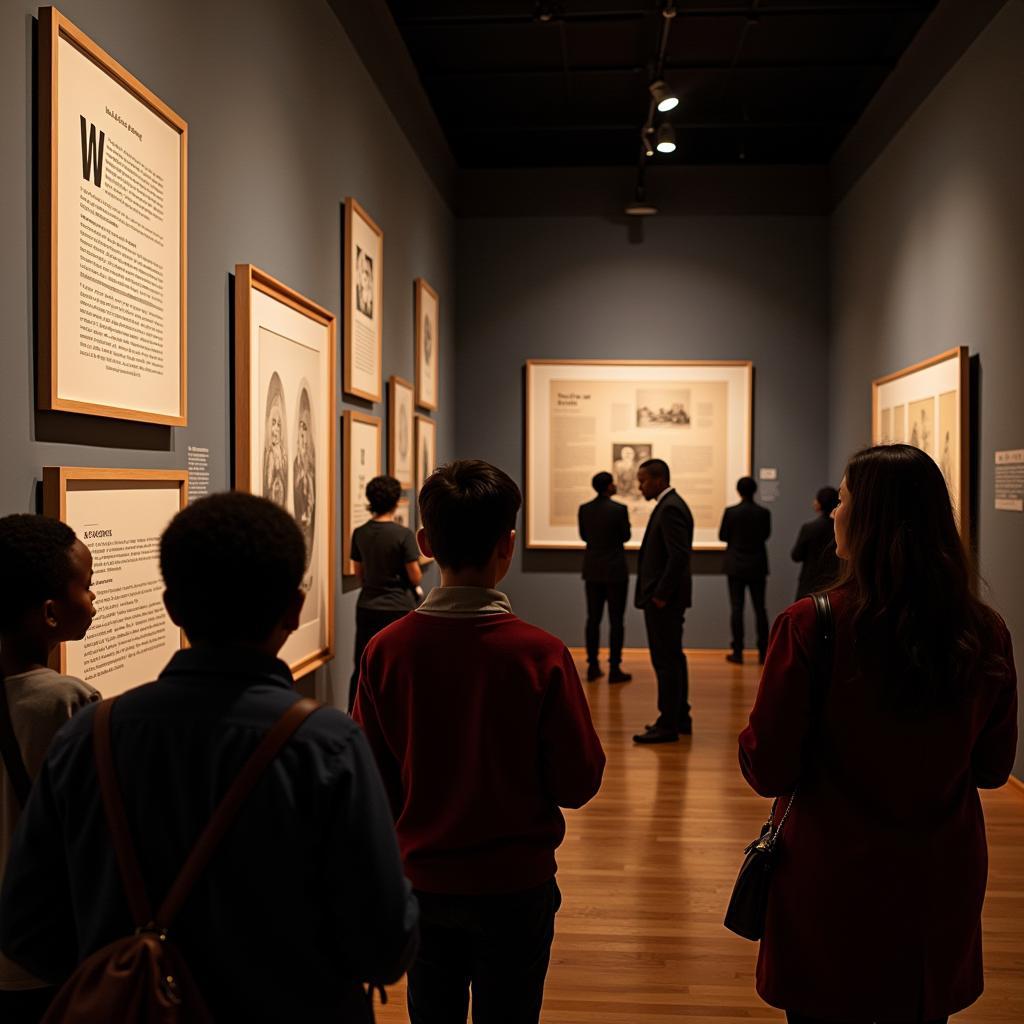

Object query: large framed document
[234,264,336,679]
[525,359,753,551]
[38,7,188,425]
[43,467,187,696]
[415,278,439,411]
[343,411,382,577]
[872,346,969,537]
[343,198,383,402]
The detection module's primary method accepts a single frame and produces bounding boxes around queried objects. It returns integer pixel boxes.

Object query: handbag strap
[0,677,32,810]
[94,695,322,931]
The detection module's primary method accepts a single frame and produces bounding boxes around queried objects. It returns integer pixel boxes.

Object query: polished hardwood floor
[376,649,1024,1023]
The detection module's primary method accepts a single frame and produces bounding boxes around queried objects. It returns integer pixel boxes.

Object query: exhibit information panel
[526,360,753,551]
[45,469,186,697]
[344,198,383,402]
[343,412,382,576]
[41,9,187,424]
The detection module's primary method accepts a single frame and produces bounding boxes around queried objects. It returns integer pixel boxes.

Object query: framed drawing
[415,415,437,496]
[343,197,383,402]
[872,346,969,536]
[525,359,753,551]
[388,375,415,489]
[43,467,187,696]
[38,7,187,425]
[234,264,336,679]
[415,278,439,411]
[343,411,382,576]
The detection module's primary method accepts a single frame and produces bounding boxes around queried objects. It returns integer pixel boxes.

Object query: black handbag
[724,591,833,941]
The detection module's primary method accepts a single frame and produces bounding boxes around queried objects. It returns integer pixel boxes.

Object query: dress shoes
[586,664,604,681]
[607,668,632,683]
[643,718,692,735]
[725,652,744,665]
[633,726,679,745]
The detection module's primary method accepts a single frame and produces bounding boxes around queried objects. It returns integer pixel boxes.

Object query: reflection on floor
[374,649,1024,1023]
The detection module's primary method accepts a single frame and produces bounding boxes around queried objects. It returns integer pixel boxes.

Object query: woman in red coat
[739,444,1017,1024]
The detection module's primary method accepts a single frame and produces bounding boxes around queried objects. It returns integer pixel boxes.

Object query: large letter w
[80,116,105,187]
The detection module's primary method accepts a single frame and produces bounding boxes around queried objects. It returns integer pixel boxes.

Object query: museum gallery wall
[1,1,455,708]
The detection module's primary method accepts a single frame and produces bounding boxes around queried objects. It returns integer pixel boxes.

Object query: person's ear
[417,528,434,560]
[282,589,305,634]
[497,529,516,561]
[41,599,60,630]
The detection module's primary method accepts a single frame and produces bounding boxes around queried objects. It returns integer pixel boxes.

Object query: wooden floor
[376,650,1024,1023]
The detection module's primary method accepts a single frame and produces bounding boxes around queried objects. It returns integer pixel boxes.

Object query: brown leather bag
[42,695,321,1023]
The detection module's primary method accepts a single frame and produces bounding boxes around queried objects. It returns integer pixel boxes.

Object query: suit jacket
[578,495,631,582]
[791,513,839,598]
[635,489,693,609]
[719,499,771,580]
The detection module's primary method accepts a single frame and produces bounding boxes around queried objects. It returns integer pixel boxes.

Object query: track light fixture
[649,80,678,113]
[641,126,655,158]
[656,123,677,154]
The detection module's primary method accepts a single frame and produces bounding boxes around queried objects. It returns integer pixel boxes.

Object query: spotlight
[625,186,657,217]
[656,123,676,154]
[641,126,654,158]
[649,80,678,113]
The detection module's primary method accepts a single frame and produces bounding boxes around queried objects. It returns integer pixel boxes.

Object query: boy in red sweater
[354,460,605,1023]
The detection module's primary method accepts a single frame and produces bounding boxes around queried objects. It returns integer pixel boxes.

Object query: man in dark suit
[632,459,694,744]
[791,486,840,599]
[578,472,632,683]
[719,476,772,665]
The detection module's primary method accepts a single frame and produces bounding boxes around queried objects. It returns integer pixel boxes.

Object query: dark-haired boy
[0,493,416,1022]
[354,459,605,1024]
[0,514,98,1023]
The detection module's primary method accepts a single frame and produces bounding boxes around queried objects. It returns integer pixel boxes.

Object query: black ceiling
[384,1,939,169]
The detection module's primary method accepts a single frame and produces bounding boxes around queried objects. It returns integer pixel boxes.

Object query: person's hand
[651,597,667,609]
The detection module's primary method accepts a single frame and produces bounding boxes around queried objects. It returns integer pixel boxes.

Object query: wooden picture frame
[525,359,753,551]
[415,414,437,497]
[871,346,970,539]
[43,466,187,695]
[343,410,382,576]
[388,375,415,489]
[234,264,336,679]
[415,278,439,411]
[343,197,383,402]
[38,7,188,425]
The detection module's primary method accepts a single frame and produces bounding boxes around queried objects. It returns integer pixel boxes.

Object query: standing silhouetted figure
[791,486,840,600]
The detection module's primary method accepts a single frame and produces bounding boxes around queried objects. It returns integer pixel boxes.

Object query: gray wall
[830,0,1024,776]
[455,214,830,649]
[0,0,456,709]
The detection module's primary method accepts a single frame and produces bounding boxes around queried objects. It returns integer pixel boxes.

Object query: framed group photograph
[415,414,437,496]
[38,7,188,425]
[525,359,753,551]
[343,197,383,402]
[234,264,336,679]
[872,346,970,536]
[415,278,439,411]
[343,411,382,576]
[43,466,187,696]
[388,375,415,489]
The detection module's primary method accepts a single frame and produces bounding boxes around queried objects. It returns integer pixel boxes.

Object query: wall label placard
[994,449,1024,512]
[187,445,210,503]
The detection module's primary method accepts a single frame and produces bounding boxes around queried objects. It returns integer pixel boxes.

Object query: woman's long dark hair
[837,444,1003,707]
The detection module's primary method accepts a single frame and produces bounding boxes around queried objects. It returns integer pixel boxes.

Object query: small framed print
[234,264,337,680]
[415,414,437,496]
[343,410,382,576]
[344,197,383,402]
[415,278,439,410]
[388,375,415,489]
[43,466,187,696]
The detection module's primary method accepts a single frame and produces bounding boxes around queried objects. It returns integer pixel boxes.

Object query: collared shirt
[0,648,417,1022]
[654,485,675,505]
[416,586,512,617]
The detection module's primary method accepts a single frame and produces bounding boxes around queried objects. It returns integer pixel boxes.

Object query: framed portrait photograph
[234,264,336,680]
[872,346,969,537]
[343,411,382,576]
[343,197,383,402]
[43,466,187,696]
[388,375,415,490]
[525,359,753,551]
[415,278,439,411]
[415,414,437,497]
[38,7,187,425]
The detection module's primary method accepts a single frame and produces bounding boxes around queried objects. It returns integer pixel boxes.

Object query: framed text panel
[343,411,382,577]
[343,197,383,402]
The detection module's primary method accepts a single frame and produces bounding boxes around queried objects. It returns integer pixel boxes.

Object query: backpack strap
[94,695,321,933]
[0,677,33,810]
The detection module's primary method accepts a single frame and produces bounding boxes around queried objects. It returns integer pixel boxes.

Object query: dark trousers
[348,606,409,712]
[0,988,56,1024]
[727,575,770,658]
[407,880,561,1024]
[584,580,628,666]
[786,1015,947,1024]
[642,601,690,729]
